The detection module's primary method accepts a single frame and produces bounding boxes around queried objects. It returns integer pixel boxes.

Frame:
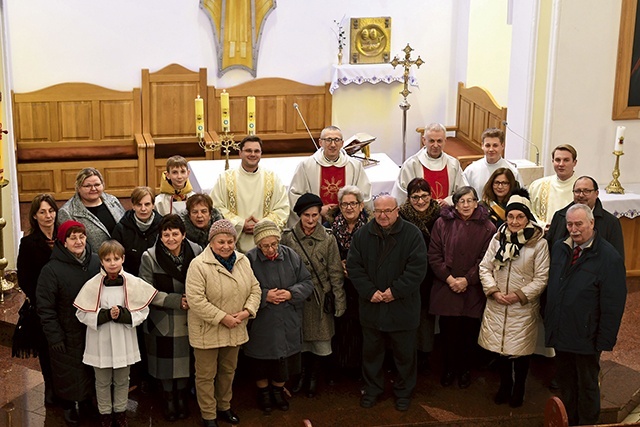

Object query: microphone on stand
[503,121,540,166]
[294,103,319,151]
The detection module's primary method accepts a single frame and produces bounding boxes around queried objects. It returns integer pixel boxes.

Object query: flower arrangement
[333,16,346,50]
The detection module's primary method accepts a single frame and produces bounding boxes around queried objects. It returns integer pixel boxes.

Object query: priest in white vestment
[288,126,371,225]
[210,136,289,253]
[393,123,467,206]
[463,128,523,196]
[528,144,579,228]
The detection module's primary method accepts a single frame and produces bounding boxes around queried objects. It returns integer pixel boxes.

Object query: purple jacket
[428,205,495,318]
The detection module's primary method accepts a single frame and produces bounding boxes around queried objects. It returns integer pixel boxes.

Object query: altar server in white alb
[463,128,523,197]
[393,123,467,206]
[288,125,372,225]
[210,135,290,253]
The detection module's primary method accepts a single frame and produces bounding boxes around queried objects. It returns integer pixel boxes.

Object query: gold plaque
[349,17,391,64]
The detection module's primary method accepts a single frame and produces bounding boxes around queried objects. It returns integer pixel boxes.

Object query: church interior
[1,0,640,425]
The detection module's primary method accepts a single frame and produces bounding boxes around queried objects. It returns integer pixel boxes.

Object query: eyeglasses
[373,207,398,216]
[492,181,510,187]
[320,137,343,144]
[81,183,103,190]
[573,189,595,196]
[340,201,360,209]
[410,194,431,201]
[457,198,477,206]
[258,242,279,251]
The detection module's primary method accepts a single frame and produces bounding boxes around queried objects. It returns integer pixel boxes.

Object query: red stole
[320,166,346,205]
[423,166,449,200]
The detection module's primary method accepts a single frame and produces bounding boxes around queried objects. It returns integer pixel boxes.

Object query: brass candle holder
[199,131,240,170]
[605,151,625,194]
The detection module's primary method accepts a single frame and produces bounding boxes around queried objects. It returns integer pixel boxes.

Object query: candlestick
[221,90,230,133]
[614,126,625,153]
[195,95,205,140]
[247,96,256,135]
[605,151,625,194]
[0,95,4,182]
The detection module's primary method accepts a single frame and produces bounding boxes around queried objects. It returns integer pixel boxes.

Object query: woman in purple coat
[428,186,496,389]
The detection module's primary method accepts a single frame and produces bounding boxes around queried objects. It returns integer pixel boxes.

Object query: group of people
[16,124,627,427]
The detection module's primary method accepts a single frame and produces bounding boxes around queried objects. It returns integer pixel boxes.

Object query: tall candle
[195,95,205,140]
[247,96,256,135]
[221,90,230,133]
[615,126,625,152]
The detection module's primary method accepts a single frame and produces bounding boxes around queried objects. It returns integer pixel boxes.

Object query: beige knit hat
[253,219,281,245]
[208,219,237,242]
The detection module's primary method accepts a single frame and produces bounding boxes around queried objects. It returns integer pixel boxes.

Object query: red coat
[428,205,495,318]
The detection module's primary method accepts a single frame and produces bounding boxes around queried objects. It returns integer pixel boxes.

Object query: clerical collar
[323,153,340,163]
[241,165,259,174]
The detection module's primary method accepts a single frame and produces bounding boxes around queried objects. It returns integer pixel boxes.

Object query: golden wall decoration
[349,17,391,64]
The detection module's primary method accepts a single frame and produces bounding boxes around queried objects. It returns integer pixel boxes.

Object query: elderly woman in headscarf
[478,189,549,407]
[281,193,346,398]
[245,219,313,414]
[186,219,261,427]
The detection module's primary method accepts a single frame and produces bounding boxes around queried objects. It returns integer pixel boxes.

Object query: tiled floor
[1,280,639,427]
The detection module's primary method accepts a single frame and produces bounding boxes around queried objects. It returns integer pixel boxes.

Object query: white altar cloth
[599,182,640,219]
[330,64,419,94]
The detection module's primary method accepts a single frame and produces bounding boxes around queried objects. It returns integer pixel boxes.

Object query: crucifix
[391,43,424,162]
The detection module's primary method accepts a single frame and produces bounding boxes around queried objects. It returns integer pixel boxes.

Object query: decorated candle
[221,90,230,132]
[247,96,256,135]
[195,95,205,140]
[615,126,625,152]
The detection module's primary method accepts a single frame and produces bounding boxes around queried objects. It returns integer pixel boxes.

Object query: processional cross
[391,44,424,162]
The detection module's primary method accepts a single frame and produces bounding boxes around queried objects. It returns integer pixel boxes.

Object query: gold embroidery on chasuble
[225,169,239,215]
[200,0,277,77]
[263,171,281,227]
[538,180,551,222]
[320,166,345,205]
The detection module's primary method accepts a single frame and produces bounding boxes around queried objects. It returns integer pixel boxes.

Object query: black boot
[292,353,309,393]
[175,387,190,419]
[510,356,530,408]
[271,385,289,411]
[494,357,513,405]
[257,386,273,414]
[306,354,319,398]
[163,391,177,421]
[62,402,79,426]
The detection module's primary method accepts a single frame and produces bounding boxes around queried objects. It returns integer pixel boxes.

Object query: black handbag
[12,298,43,358]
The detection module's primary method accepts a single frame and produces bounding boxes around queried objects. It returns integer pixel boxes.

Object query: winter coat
[36,242,101,401]
[281,223,346,342]
[17,227,55,303]
[545,233,627,354]
[186,248,261,349]
[179,208,224,250]
[244,245,313,359]
[478,225,550,356]
[111,209,163,276]
[139,239,202,379]
[428,205,496,318]
[57,192,125,252]
[346,217,428,332]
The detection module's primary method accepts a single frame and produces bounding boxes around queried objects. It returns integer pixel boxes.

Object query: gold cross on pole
[391,43,424,99]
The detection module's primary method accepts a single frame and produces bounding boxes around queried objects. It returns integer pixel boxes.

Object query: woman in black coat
[111,186,163,276]
[16,194,58,405]
[36,220,101,425]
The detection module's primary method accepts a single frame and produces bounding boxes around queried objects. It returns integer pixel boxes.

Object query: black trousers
[555,350,601,425]
[439,315,481,374]
[361,327,417,399]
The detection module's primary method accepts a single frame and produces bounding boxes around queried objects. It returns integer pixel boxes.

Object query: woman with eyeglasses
[480,168,519,228]
[57,168,125,252]
[245,219,313,414]
[478,189,549,407]
[398,178,441,371]
[281,193,346,398]
[428,186,496,389]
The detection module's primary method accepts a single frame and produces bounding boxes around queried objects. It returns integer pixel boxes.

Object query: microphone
[503,121,540,166]
[294,103,319,151]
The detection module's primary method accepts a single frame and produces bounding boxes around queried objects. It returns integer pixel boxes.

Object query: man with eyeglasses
[346,194,427,412]
[289,125,371,225]
[210,135,289,253]
[393,123,468,207]
[462,128,523,197]
[546,176,624,258]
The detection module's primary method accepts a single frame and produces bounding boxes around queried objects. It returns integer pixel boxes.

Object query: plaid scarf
[494,222,536,269]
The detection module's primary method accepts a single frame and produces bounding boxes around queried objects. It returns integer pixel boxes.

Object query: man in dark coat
[347,194,427,412]
[546,176,624,258]
[545,204,626,426]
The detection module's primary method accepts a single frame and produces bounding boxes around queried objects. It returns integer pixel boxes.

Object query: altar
[188,152,400,198]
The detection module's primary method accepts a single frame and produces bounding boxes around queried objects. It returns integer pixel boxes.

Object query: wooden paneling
[620,217,640,276]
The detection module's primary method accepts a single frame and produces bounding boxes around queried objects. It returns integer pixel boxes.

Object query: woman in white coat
[478,189,549,408]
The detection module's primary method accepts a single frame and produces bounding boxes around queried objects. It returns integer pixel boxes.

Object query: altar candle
[615,126,625,152]
[195,95,205,140]
[221,90,230,132]
[247,96,256,135]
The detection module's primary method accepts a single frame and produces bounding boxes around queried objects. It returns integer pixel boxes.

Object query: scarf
[398,199,440,239]
[134,212,155,232]
[159,171,193,201]
[494,222,536,269]
[331,211,367,259]
[155,238,196,287]
[213,248,237,272]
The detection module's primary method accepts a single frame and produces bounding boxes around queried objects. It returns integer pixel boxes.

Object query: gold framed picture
[612,0,640,120]
[349,17,391,64]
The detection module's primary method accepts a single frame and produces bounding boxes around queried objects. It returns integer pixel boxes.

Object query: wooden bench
[13,83,145,202]
[417,81,507,169]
